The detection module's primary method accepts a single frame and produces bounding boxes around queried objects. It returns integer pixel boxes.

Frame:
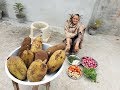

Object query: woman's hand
[65,38,71,52]
[65,44,70,52]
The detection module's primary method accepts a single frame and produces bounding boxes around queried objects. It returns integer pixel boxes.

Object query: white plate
[5,43,64,85]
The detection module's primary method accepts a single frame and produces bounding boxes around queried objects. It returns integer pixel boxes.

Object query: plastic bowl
[67,55,80,65]
[31,21,49,30]
[67,65,82,80]
[81,56,98,68]
[5,43,64,85]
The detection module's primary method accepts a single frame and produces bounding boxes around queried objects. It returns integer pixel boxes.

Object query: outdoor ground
[0,19,120,90]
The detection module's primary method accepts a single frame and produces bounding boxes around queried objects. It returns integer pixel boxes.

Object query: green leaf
[83,67,97,82]
[68,56,79,63]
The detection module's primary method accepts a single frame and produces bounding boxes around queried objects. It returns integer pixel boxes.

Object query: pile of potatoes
[7,36,66,82]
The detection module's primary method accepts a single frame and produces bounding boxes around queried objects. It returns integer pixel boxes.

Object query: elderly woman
[64,14,85,54]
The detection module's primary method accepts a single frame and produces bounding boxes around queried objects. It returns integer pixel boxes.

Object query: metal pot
[30,21,49,42]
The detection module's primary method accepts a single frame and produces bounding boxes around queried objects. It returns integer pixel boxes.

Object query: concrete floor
[0,19,120,90]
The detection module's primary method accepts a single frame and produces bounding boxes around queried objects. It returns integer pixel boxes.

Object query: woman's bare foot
[65,44,70,52]
[74,44,79,53]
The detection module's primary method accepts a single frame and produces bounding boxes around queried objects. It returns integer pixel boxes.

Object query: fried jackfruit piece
[31,36,42,53]
[21,50,34,68]
[35,50,48,63]
[7,56,27,80]
[27,59,47,82]
[47,50,66,73]
[46,43,66,57]
[18,36,31,57]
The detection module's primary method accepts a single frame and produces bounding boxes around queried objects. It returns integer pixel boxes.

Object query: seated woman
[64,14,85,54]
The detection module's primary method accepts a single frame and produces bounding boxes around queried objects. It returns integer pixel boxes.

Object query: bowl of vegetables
[67,65,82,80]
[67,55,80,65]
[81,56,98,68]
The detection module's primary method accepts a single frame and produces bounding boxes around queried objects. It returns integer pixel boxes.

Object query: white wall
[91,0,120,36]
[6,0,96,27]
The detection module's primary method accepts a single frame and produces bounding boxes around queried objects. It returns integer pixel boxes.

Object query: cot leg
[12,80,19,90]
[46,82,50,90]
[32,85,39,90]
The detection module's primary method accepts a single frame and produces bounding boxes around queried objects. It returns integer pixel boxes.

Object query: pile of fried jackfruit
[7,36,66,82]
